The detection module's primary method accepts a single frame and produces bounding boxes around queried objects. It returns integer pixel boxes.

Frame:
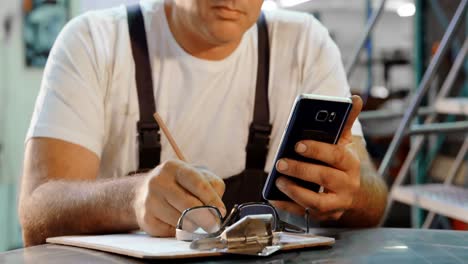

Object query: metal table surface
[1,228,468,264]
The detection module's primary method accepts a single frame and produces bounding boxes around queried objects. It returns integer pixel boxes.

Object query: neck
[164,2,241,61]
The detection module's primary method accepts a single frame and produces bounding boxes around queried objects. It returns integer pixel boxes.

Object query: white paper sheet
[47,232,334,259]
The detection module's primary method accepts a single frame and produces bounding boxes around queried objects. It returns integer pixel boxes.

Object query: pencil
[153,112,188,162]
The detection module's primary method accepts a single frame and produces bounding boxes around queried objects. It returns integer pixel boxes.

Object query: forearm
[19,175,144,246]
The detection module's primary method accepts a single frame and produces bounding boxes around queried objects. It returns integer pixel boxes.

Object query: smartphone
[262,94,353,201]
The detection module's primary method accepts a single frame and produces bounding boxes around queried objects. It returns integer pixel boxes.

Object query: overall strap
[245,12,272,171]
[127,4,161,170]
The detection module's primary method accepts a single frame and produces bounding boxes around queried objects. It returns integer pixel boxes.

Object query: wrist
[131,174,151,228]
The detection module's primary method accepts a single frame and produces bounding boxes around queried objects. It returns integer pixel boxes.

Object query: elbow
[19,198,48,247]
[21,227,47,247]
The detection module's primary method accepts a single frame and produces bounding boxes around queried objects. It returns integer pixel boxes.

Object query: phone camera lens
[316,110,328,122]
[329,112,336,122]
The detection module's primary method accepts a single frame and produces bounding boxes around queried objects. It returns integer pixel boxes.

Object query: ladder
[378,0,468,228]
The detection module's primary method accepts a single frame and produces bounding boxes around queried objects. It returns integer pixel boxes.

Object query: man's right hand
[133,160,226,237]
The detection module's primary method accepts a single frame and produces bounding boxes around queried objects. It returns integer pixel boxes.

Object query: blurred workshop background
[0,0,466,251]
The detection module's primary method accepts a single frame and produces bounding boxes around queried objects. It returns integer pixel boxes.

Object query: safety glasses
[176,202,305,241]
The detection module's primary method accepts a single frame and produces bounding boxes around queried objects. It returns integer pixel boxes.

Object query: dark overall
[127,5,272,212]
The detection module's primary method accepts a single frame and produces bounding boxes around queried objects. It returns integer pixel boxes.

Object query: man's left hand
[270,95,363,221]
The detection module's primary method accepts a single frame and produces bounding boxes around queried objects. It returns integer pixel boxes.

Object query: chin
[207,23,246,44]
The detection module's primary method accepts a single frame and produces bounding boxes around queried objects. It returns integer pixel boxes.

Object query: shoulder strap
[127,6,270,171]
[127,4,161,170]
[245,12,272,171]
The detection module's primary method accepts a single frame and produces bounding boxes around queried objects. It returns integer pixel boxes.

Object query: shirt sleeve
[299,15,363,137]
[26,14,107,157]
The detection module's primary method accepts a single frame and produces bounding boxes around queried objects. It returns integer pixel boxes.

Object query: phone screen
[263,94,352,201]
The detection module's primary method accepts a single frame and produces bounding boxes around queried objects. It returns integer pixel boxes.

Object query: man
[19,0,387,246]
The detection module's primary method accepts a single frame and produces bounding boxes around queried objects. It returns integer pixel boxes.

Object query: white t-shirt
[27,0,363,179]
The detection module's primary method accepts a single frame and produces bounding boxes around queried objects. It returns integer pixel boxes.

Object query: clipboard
[46,232,334,259]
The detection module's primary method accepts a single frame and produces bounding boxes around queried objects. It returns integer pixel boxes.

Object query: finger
[199,169,226,198]
[142,213,176,237]
[310,210,344,222]
[340,95,363,144]
[162,179,225,232]
[293,140,359,171]
[183,207,222,233]
[159,179,204,212]
[146,196,182,228]
[276,158,347,191]
[329,211,344,221]
[175,164,226,215]
[271,201,344,223]
[192,165,226,204]
[275,176,346,214]
[149,160,207,217]
[177,215,200,233]
[270,200,305,216]
[307,212,336,222]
